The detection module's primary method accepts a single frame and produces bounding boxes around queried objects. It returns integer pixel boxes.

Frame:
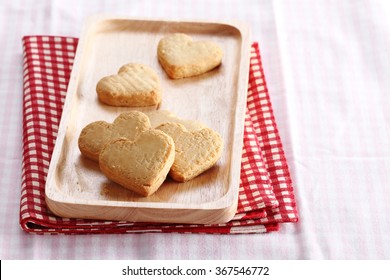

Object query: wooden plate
[45,15,251,224]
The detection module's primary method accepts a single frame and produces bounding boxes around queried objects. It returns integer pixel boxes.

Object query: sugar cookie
[99,130,175,196]
[156,122,223,182]
[78,111,151,161]
[157,33,223,79]
[96,63,161,107]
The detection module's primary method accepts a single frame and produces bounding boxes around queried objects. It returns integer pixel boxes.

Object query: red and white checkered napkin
[20,36,298,234]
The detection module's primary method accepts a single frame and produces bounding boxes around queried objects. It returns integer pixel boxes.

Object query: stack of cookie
[78,33,224,197]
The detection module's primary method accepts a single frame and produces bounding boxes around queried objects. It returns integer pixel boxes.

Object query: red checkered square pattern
[20,36,298,234]
[245,47,298,224]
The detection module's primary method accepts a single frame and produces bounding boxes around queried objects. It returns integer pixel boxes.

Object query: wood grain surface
[45,15,251,224]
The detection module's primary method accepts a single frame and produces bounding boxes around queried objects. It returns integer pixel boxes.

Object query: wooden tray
[45,15,251,224]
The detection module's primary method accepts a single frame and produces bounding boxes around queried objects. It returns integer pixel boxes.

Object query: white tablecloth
[1,0,390,259]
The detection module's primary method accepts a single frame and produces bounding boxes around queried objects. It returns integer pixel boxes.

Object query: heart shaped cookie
[78,111,151,162]
[99,130,175,196]
[96,63,162,107]
[156,122,223,182]
[157,33,223,79]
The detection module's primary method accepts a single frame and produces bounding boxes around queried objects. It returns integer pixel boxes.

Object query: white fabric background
[1,0,390,259]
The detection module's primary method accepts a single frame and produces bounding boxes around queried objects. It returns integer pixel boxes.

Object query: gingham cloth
[20,36,298,234]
